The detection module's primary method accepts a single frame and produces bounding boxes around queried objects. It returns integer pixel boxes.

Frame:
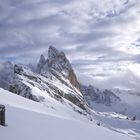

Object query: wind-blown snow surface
[0,88,134,140]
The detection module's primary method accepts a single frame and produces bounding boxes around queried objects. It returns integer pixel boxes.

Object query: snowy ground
[90,97,140,139]
[0,88,136,140]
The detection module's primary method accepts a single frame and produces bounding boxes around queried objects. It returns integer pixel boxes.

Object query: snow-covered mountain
[0,46,140,139]
[81,84,140,120]
[0,46,139,118]
[0,46,120,110]
[37,46,80,91]
[0,88,134,140]
[0,46,91,117]
[81,85,121,106]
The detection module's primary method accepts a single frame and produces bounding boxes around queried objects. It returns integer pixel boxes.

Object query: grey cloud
[62,31,117,44]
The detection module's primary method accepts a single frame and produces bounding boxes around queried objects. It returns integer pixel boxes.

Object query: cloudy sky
[0,0,140,90]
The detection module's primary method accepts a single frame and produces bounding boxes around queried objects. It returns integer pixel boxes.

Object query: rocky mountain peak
[36,54,46,73]
[48,46,80,90]
[37,46,80,90]
[40,54,46,63]
[47,46,72,73]
[48,46,60,59]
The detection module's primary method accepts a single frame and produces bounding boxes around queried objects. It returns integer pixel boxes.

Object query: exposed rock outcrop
[81,85,120,106]
[37,46,80,90]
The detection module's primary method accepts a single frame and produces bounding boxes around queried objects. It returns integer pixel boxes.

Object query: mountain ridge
[37,46,80,91]
[0,46,140,139]
[0,46,139,120]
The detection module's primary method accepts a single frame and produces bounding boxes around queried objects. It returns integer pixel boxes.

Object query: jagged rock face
[47,46,72,74]
[0,60,87,112]
[0,62,39,102]
[37,46,80,90]
[68,70,80,90]
[0,48,87,114]
[81,85,120,106]
[36,54,46,73]
[48,46,60,59]
[0,47,122,116]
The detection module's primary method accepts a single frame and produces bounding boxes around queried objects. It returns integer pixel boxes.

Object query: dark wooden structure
[0,105,5,126]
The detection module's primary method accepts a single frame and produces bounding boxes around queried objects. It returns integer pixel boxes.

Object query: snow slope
[112,89,140,120]
[0,88,134,140]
